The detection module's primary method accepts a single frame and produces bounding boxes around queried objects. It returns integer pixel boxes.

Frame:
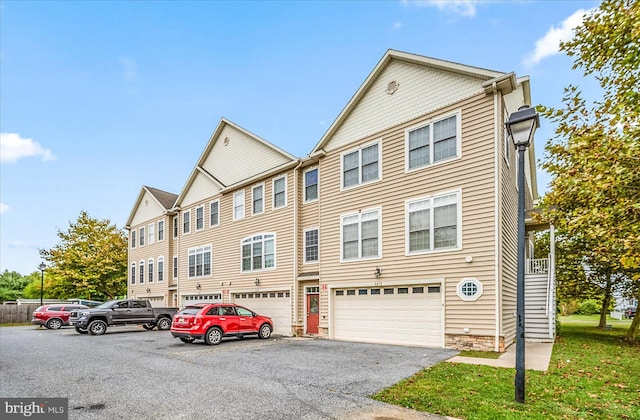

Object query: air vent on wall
[386,80,399,95]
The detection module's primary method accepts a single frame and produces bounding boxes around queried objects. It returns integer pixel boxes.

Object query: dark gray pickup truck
[69,299,179,335]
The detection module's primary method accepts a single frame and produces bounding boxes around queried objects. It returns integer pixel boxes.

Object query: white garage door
[182,293,222,307]
[333,284,442,347]
[234,291,291,336]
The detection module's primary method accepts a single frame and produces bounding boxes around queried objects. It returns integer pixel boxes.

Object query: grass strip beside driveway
[374,316,640,420]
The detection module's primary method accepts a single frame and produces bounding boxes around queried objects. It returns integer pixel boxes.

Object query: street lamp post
[505,105,539,404]
[38,262,46,306]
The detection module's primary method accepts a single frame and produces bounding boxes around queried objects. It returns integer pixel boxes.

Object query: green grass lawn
[374,316,639,419]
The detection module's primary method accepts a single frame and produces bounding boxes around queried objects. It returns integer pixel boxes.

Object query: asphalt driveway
[0,326,457,419]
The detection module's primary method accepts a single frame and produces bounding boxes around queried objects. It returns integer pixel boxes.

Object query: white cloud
[8,241,39,249]
[524,8,594,67]
[392,21,403,30]
[404,0,478,17]
[0,203,8,214]
[0,133,56,163]
[119,57,138,82]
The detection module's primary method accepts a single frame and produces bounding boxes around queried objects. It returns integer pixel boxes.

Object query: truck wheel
[179,337,195,344]
[258,323,272,339]
[142,323,156,330]
[46,318,63,330]
[75,325,88,334]
[156,317,172,331]
[204,327,223,345]
[88,320,107,336]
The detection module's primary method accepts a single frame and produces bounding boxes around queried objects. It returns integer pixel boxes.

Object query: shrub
[575,299,601,315]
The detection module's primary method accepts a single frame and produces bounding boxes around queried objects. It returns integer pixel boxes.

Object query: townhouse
[126,49,555,351]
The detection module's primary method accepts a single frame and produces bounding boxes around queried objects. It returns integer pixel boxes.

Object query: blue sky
[1,0,600,275]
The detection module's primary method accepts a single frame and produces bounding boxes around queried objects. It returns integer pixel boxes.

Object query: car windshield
[95,300,120,309]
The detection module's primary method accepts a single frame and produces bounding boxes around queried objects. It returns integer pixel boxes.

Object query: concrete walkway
[446,341,554,371]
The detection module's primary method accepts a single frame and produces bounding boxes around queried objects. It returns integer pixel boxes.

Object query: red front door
[306,294,319,334]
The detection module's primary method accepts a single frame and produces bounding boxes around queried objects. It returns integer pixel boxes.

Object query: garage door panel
[333,285,442,347]
[234,291,291,336]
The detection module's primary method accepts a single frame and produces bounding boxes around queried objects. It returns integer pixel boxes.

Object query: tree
[0,270,31,302]
[538,0,640,340]
[40,211,128,301]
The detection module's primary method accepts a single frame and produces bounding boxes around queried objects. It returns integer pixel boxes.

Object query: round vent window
[386,80,399,95]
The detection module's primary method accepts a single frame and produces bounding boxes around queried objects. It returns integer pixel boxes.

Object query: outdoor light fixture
[505,104,540,404]
[374,268,381,278]
[196,283,201,290]
[38,262,46,306]
[146,288,151,293]
[505,105,539,148]
[255,278,260,286]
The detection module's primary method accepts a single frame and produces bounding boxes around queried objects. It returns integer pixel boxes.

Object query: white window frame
[188,244,212,279]
[209,199,220,227]
[340,140,382,190]
[130,263,136,285]
[340,207,382,262]
[503,107,511,167]
[148,258,154,283]
[139,260,145,284]
[303,227,319,264]
[157,256,164,283]
[405,111,462,173]
[183,210,191,234]
[272,175,287,209]
[131,230,136,249]
[405,189,462,255]
[195,205,205,231]
[241,233,276,272]
[173,216,178,238]
[148,223,155,245]
[252,183,265,215]
[304,167,319,203]
[173,256,178,280]
[139,227,145,247]
[233,190,245,221]
[158,220,165,242]
[457,278,483,301]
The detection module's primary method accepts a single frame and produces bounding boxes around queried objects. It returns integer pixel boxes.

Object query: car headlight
[79,311,90,317]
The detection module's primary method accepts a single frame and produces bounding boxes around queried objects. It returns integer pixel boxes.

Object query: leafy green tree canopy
[40,211,128,301]
[538,0,639,340]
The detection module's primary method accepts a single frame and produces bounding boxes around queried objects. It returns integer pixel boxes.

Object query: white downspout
[292,160,303,336]
[492,82,502,352]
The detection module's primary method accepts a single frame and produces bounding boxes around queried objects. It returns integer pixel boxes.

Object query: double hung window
[188,245,212,278]
[341,209,381,260]
[342,142,380,188]
[407,113,459,171]
[241,234,276,272]
[407,191,460,253]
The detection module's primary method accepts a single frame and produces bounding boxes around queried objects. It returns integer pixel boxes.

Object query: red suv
[171,303,273,345]
[32,304,89,329]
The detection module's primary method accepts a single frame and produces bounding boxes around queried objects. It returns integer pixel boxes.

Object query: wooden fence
[0,304,40,324]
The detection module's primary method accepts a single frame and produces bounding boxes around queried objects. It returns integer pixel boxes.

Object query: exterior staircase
[525,258,556,342]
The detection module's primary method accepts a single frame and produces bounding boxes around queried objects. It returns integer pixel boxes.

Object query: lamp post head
[505,105,540,148]
[38,263,46,272]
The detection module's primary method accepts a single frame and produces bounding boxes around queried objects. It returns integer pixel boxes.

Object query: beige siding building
[126,50,554,352]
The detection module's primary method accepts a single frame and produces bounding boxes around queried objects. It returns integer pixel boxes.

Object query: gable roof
[125,186,178,228]
[311,49,516,154]
[174,118,298,207]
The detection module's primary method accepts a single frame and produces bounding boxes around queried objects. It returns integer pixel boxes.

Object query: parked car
[625,306,636,319]
[171,303,273,345]
[31,304,89,330]
[69,299,179,335]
